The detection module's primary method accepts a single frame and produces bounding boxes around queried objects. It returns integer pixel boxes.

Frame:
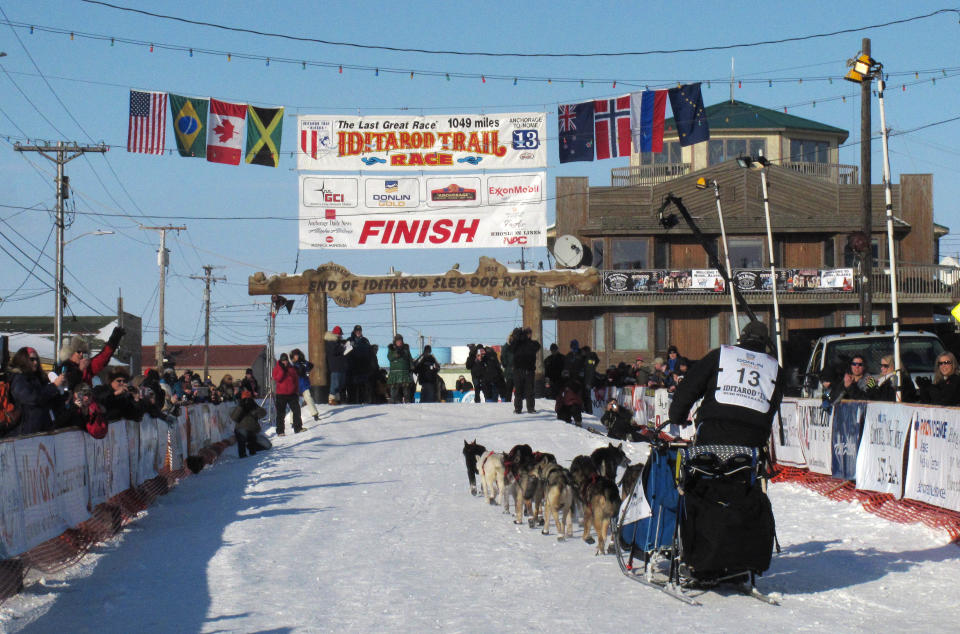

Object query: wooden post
[308,291,328,388]
[522,286,545,392]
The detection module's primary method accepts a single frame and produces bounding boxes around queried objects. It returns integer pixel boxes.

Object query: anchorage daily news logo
[430,183,477,202]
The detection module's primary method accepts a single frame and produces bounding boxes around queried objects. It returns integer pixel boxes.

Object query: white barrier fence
[592,386,960,516]
[0,402,234,559]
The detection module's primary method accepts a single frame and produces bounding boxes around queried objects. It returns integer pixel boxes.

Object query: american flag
[127,90,167,154]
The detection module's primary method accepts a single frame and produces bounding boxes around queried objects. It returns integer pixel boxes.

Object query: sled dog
[580,473,622,555]
[591,442,629,479]
[462,439,486,496]
[534,460,575,539]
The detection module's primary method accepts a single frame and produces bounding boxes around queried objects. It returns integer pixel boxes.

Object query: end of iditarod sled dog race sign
[296,112,548,251]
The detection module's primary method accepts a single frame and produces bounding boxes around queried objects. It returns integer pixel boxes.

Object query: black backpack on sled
[678,447,775,579]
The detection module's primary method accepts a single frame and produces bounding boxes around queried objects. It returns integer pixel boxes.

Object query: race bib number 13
[715,345,778,413]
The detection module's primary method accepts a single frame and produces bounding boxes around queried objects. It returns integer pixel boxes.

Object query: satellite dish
[553,234,584,268]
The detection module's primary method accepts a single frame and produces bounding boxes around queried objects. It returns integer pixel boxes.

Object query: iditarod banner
[832,401,865,481]
[299,173,546,250]
[0,440,25,557]
[297,113,547,171]
[904,406,960,511]
[771,399,806,467]
[14,435,70,551]
[856,401,911,498]
[53,430,90,527]
[798,399,833,475]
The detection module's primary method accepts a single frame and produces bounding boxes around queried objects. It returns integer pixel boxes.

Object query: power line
[78,1,960,59]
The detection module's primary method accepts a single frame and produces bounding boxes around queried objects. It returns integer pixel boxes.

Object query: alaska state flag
[630,90,667,153]
[668,83,710,147]
[558,101,594,163]
[169,94,208,158]
[593,95,631,159]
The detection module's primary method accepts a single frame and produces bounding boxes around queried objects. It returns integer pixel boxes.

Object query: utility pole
[389,266,398,336]
[13,141,108,350]
[189,265,226,380]
[859,37,873,327]
[141,226,186,370]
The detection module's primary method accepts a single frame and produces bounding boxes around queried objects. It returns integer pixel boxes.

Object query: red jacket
[272,361,299,396]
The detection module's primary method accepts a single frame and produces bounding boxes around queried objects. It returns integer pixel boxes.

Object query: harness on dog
[580,472,602,511]
[480,450,495,477]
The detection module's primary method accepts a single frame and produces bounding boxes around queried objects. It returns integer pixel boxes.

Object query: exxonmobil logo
[359,219,479,245]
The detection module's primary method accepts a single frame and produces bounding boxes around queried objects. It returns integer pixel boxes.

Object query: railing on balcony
[781,162,858,185]
[543,264,960,307]
[610,163,691,186]
[609,162,858,186]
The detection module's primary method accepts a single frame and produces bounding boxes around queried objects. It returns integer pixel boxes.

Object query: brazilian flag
[169,94,208,158]
[245,105,284,167]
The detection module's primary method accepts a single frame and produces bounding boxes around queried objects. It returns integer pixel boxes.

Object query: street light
[737,153,783,364]
[56,229,114,352]
[695,176,740,342]
[844,53,902,402]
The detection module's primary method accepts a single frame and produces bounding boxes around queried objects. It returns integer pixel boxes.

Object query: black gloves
[107,326,126,348]
[915,376,932,387]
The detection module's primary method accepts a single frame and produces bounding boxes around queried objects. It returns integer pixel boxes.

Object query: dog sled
[615,429,779,606]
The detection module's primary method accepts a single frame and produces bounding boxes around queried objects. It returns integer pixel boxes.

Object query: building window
[843,312,882,328]
[655,314,668,353]
[708,138,767,165]
[790,138,829,163]
[654,239,669,268]
[593,315,605,352]
[727,238,764,269]
[843,239,879,267]
[614,314,649,350]
[823,238,835,267]
[610,238,648,269]
[730,314,763,345]
[639,141,682,165]
[709,315,721,349]
[590,238,604,269]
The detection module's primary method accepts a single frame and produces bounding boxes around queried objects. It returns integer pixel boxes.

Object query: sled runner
[616,430,778,606]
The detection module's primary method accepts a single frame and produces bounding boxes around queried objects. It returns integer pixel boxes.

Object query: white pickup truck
[801,330,945,397]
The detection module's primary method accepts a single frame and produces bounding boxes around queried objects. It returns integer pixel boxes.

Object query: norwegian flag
[593,95,632,159]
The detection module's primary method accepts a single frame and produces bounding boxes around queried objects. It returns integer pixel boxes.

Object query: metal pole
[268,304,277,396]
[711,180,740,342]
[759,152,783,364]
[390,266,398,336]
[55,142,64,352]
[877,77,902,402]
[157,229,167,371]
[859,37,873,326]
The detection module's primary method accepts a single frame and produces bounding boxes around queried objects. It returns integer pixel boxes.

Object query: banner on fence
[16,435,70,551]
[772,400,806,467]
[601,270,663,294]
[298,172,547,250]
[832,401,865,481]
[138,418,160,485]
[798,400,833,475]
[297,113,548,171]
[856,402,911,498]
[732,269,789,293]
[904,406,960,511]
[54,430,90,527]
[0,440,24,558]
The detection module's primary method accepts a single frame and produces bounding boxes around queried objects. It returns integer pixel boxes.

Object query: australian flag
[668,82,710,147]
[558,101,594,163]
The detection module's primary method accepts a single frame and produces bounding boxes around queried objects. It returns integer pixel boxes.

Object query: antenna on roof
[730,57,735,104]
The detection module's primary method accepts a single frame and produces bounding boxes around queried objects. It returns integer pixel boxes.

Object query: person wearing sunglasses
[864,354,917,402]
[8,347,65,436]
[94,367,143,422]
[917,352,960,406]
[828,354,871,402]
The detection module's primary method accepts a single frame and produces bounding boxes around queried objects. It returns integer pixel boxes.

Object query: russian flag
[630,90,667,153]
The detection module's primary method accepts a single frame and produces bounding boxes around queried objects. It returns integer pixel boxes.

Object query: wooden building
[547,100,955,367]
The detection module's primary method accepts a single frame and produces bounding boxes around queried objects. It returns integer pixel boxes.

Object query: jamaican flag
[245,105,284,167]
[169,94,208,158]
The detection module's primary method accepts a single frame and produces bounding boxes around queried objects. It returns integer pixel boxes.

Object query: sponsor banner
[732,269,790,293]
[661,270,691,291]
[297,112,547,171]
[53,430,90,528]
[602,270,664,294]
[299,173,546,250]
[798,399,833,475]
[0,440,25,558]
[772,399,806,467]
[139,417,160,485]
[831,401,865,481]
[126,420,141,488]
[789,268,855,292]
[177,410,190,466]
[15,435,69,550]
[621,477,653,524]
[689,269,725,292]
[856,402,911,498]
[904,406,960,511]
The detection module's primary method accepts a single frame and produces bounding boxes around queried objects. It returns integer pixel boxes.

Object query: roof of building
[141,344,266,369]
[664,99,848,140]
[0,315,120,335]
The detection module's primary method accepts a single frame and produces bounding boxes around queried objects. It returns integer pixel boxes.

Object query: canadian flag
[206,98,247,165]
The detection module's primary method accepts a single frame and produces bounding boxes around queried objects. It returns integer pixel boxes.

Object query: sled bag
[620,448,680,552]
[680,478,775,575]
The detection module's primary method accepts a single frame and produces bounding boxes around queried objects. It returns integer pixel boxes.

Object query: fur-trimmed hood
[58,335,90,363]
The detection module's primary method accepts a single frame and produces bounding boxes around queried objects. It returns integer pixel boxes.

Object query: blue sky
[2,0,959,352]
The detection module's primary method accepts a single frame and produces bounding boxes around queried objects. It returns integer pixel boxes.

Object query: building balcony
[543,264,960,308]
[610,161,858,187]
